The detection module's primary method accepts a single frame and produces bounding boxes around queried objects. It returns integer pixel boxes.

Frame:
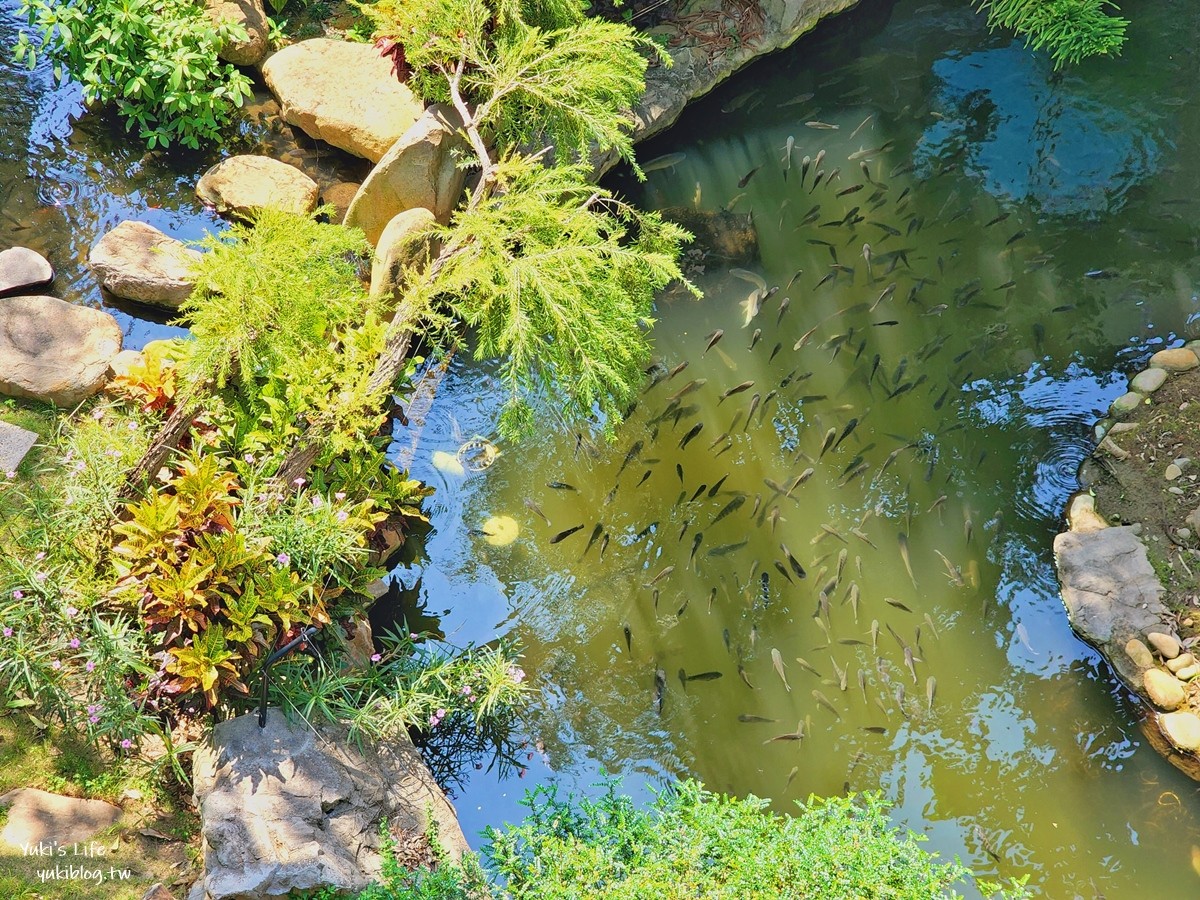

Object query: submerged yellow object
[482,515,519,546]
[431,450,465,476]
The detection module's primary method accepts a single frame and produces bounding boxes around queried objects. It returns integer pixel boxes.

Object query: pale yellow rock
[1167,652,1196,673]
[1150,347,1199,372]
[1160,711,1200,752]
[1067,493,1108,533]
[1125,638,1154,670]
[1175,664,1200,681]
[1144,668,1186,710]
[196,155,319,219]
[370,207,438,300]
[204,0,269,66]
[1148,631,1183,659]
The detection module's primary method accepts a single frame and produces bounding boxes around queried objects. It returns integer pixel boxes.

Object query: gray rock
[197,155,319,219]
[205,0,268,66]
[1150,347,1199,372]
[89,221,200,308]
[0,247,54,295]
[192,711,469,900]
[1109,391,1144,418]
[0,787,122,849]
[0,295,122,406]
[1179,527,1193,541]
[1125,638,1154,670]
[1109,421,1140,435]
[142,884,176,900]
[1054,526,1171,692]
[1147,631,1183,659]
[1130,367,1167,393]
[262,39,425,163]
[0,421,38,472]
[1144,668,1186,710]
[370,207,438,300]
[1159,711,1200,752]
[1166,463,1183,481]
[346,105,468,245]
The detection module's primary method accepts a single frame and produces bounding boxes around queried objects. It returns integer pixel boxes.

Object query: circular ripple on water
[35,177,81,208]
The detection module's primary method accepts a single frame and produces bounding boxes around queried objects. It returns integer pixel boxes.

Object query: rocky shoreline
[1056,344,1200,780]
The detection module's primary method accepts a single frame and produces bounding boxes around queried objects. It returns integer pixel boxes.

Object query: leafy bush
[13,0,253,148]
[977,0,1128,68]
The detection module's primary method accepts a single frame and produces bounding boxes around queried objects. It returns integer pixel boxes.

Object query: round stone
[1144,668,1186,710]
[1169,486,1185,496]
[1150,347,1200,372]
[1159,711,1200,752]
[1125,638,1155,670]
[1166,464,1183,481]
[1179,528,1193,541]
[1176,664,1200,681]
[1166,652,1196,673]
[1109,421,1140,435]
[1110,391,1145,417]
[1130,367,1168,394]
[1147,631,1183,659]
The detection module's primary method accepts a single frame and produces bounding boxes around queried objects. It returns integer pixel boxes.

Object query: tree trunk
[120,401,199,499]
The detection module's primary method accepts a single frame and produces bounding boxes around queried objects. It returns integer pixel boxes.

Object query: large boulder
[191,711,470,900]
[196,155,319,219]
[89,221,200,308]
[0,246,54,296]
[345,105,468,245]
[0,788,123,849]
[1054,524,1173,691]
[370,207,438,300]
[262,39,425,163]
[0,295,122,406]
[205,0,269,66]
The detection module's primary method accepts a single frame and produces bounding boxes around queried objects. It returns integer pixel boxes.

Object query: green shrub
[13,0,253,148]
[977,0,1128,68]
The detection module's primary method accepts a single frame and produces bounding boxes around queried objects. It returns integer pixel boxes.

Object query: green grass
[0,398,60,476]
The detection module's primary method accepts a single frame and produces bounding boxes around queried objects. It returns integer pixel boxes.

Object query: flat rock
[370,207,438,300]
[0,295,122,406]
[1125,638,1154,670]
[204,0,268,66]
[196,155,319,219]
[89,221,200,308]
[1147,630,1182,659]
[262,39,424,163]
[1130,367,1167,393]
[1160,711,1200,752]
[0,788,122,849]
[1166,463,1183,481]
[192,711,469,899]
[1109,391,1144,417]
[345,104,468,245]
[0,247,54,295]
[1144,668,1186,710]
[0,420,38,472]
[1054,526,1171,692]
[1150,347,1199,372]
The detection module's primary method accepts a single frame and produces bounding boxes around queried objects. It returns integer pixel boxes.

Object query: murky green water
[401,0,1200,896]
[7,0,1200,893]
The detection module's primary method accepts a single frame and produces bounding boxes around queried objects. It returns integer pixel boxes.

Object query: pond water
[5,0,1200,894]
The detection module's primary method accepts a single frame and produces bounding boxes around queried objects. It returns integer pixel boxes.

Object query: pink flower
[370,653,381,663]
[336,511,349,523]
[2,627,11,638]
[66,606,78,618]
[311,495,323,508]
[12,590,22,599]
[292,477,305,487]
[69,638,80,649]
[436,707,446,718]
[34,552,44,561]
[89,715,99,724]
[51,659,61,670]
[244,453,256,464]
[86,661,95,673]
[120,739,132,749]
[35,571,47,582]
[508,665,526,684]
[275,553,291,566]
[5,471,15,479]
[335,492,346,501]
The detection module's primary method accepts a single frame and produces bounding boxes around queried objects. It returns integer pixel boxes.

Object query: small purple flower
[2,627,11,638]
[89,715,99,724]
[429,714,440,727]
[35,571,47,583]
[334,492,346,501]
[370,653,381,663]
[244,453,256,464]
[508,665,526,684]
[66,606,79,618]
[87,704,98,714]
[436,707,446,718]
[34,552,44,561]
[462,685,474,696]
[5,470,15,479]
[120,738,132,749]
[12,590,23,599]
[51,659,61,670]
[85,661,95,673]
[69,637,80,649]
[275,553,291,566]
[336,511,349,523]
[292,477,305,487]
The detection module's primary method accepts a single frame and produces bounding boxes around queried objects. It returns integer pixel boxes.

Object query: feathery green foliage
[429,157,692,435]
[978,0,1128,68]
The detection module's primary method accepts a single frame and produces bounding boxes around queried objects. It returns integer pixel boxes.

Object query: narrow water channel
[401,0,1200,896]
[6,0,1200,893]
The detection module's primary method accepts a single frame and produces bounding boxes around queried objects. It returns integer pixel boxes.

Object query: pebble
[1147,631,1183,659]
[1130,367,1168,394]
[1110,391,1145,418]
[1150,347,1200,372]
[1109,421,1140,435]
[1179,528,1193,541]
[1188,508,1200,533]
[1166,653,1195,673]
[1174,458,1192,471]
[1159,710,1200,752]
[1166,463,1183,481]
[1176,664,1200,681]
[1125,638,1155,670]
[1144,668,1187,710]
[1169,486,1185,496]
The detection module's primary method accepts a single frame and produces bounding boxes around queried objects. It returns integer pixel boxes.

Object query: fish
[667,361,689,380]
[711,495,746,526]
[719,381,755,403]
[862,725,887,735]
[812,689,841,719]
[623,624,631,653]
[654,668,667,714]
[806,120,839,130]
[738,663,756,689]
[547,480,576,490]
[740,292,763,327]
[690,532,703,565]
[679,423,704,450]
[738,713,777,723]
[642,152,686,172]
[870,619,880,652]
[704,329,724,353]
[599,533,610,559]
[926,676,936,711]
[1016,621,1037,654]
[686,671,723,682]
[794,656,820,677]
[749,328,762,351]
[646,565,675,587]
[616,440,644,478]
[780,135,795,169]
[708,475,729,496]
[779,91,815,108]
[524,498,551,526]
[830,655,847,691]
[549,524,585,544]
[836,183,863,197]
[785,766,800,791]
[678,667,689,690]
[897,532,917,586]
[819,427,837,458]
[766,722,806,743]
[738,165,764,188]
[1006,229,1027,246]
[885,596,913,613]
[849,113,873,139]
[780,544,807,579]
[667,379,707,403]
[903,646,918,683]
[743,393,761,428]
[767,507,782,533]
[707,587,717,612]
[585,523,604,555]
[771,648,792,692]
[676,463,684,484]
[707,539,749,556]
[634,469,652,489]
[707,432,730,452]
[833,418,860,451]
